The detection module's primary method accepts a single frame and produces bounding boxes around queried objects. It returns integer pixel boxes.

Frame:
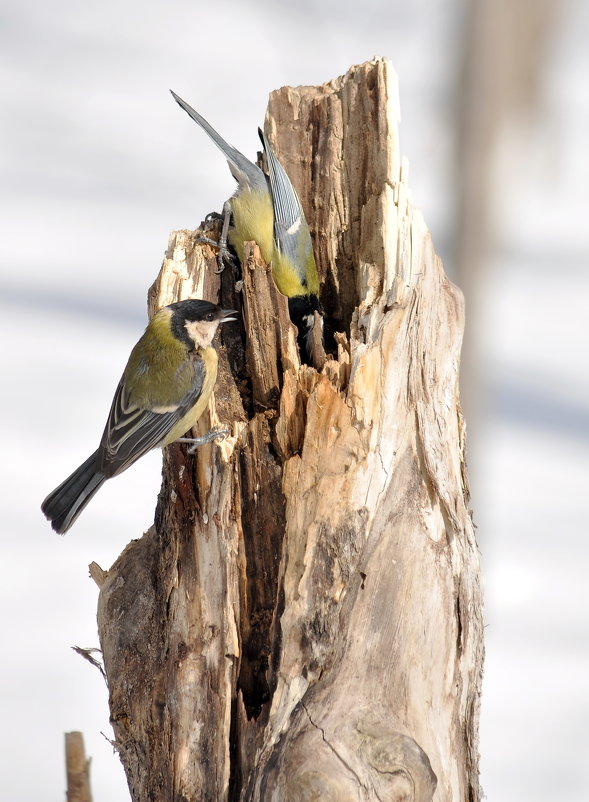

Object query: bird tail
[170,90,266,191]
[41,451,106,534]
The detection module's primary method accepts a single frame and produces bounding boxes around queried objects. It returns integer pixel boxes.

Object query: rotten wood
[94,58,483,801]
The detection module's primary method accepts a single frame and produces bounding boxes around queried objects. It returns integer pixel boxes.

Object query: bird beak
[220,309,239,323]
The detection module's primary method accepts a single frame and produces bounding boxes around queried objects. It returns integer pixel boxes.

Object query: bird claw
[197,198,234,274]
[194,236,234,274]
[195,234,223,249]
[214,252,227,274]
[177,426,230,454]
[204,211,223,223]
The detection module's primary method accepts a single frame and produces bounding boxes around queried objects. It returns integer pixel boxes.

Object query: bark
[93,58,483,801]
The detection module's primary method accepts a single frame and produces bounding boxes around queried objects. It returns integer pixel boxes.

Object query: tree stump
[92,58,483,801]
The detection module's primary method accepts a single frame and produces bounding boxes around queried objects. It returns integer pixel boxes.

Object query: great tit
[170,91,322,361]
[42,299,236,534]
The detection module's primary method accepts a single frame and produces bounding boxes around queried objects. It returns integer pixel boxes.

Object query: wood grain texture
[94,58,483,801]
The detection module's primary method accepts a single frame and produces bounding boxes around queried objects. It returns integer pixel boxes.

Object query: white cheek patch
[302,312,323,330]
[185,320,219,348]
[303,312,323,350]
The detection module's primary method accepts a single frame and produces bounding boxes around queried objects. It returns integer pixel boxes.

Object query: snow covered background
[1,1,587,799]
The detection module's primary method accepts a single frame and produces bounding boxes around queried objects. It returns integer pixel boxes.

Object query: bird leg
[195,200,234,273]
[176,426,230,453]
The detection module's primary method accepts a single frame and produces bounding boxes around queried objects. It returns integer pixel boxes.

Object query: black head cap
[169,299,238,348]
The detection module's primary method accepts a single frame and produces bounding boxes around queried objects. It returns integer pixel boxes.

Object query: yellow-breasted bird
[170,91,322,361]
[42,299,236,534]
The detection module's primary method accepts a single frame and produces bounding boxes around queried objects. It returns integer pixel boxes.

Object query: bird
[41,299,236,534]
[170,90,323,362]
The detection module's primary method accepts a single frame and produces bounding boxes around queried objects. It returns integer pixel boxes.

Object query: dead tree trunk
[93,58,483,801]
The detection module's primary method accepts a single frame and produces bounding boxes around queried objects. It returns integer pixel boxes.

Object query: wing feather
[259,128,311,280]
[98,358,206,477]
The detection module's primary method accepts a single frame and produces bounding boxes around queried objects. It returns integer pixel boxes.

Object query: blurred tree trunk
[65,732,93,802]
[92,59,483,801]
[454,0,564,431]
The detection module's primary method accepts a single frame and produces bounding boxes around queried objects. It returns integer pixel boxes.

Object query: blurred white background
[1,0,587,799]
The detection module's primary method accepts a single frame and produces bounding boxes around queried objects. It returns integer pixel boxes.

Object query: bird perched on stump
[41,299,236,534]
[170,91,322,362]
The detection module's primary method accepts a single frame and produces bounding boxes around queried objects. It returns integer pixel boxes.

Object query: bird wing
[258,128,313,283]
[171,90,267,193]
[97,358,206,477]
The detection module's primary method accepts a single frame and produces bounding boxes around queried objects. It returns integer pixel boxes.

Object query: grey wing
[259,128,313,278]
[171,90,267,193]
[97,359,206,477]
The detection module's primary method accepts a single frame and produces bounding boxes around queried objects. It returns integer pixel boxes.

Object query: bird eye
[206,312,214,321]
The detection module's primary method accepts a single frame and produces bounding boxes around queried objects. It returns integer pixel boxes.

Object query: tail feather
[170,90,266,192]
[41,451,106,534]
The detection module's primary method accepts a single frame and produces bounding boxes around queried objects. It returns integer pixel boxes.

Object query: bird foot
[176,426,230,454]
[197,199,234,273]
[194,236,234,273]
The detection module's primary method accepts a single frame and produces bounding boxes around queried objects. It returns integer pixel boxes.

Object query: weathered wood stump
[92,58,483,802]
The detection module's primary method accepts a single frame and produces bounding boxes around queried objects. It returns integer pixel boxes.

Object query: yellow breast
[228,187,319,299]
[161,347,218,446]
[228,188,274,264]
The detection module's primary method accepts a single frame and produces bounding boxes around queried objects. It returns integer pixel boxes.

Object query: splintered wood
[94,58,483,802]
